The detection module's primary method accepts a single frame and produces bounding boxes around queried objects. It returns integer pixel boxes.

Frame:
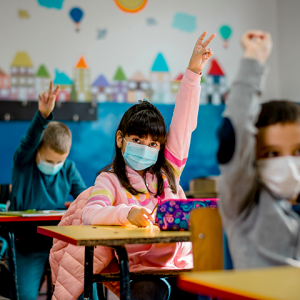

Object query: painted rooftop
[53,69,73,85]
[207,58,225,76]
[11,52,33,68]
[174,73,184,81]
[130,71,148,82]
[92,74,109,87]
[0,68,8,77]
[75,56,88,69]
[113,66,126,81]
[151,53,169,72]
[36,65,50,78]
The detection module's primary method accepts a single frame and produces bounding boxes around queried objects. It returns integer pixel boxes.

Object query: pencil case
[155,198,218,231]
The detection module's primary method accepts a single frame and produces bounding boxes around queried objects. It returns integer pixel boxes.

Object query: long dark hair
[100,100,177,197]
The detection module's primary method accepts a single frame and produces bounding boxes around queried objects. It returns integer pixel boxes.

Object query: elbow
[81,208,91,225]
[217,118,236,164]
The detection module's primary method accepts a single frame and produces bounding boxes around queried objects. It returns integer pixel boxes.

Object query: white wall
[0,0,284,101]
[277,0,300,102]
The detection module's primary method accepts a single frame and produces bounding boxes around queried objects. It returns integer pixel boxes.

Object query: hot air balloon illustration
[69,7,84,31]
[219,25,232,49]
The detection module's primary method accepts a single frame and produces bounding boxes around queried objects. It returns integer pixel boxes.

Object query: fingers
[38,93,45,102]
[48,80,53,96]
[202,33,216,48]
[195,31,207,46]
[43,92,48,103]
[53,85,60,97]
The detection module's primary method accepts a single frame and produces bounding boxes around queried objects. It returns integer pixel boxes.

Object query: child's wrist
[243,51,266,64]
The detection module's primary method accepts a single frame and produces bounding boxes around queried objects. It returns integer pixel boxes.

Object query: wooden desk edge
[37,226,190,247]
[37,226,78,245]
[178,274,262,300]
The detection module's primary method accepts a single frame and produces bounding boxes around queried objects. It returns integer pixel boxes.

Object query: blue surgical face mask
[122,138,159,171]
[37,153,65,176]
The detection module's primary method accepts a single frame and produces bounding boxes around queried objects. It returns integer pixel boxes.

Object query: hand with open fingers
[241,30,273,64]
[38,80,60,119]
[188,31,216,74]
[128,207,154,227]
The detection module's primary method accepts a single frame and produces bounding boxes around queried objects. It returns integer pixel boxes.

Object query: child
[11,82,87,300]
[50,31,216,300]
[217,30,300,269]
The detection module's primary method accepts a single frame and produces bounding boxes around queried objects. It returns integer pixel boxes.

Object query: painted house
[149,53,172,104]
[127,71,150,103]
[73,56,91,102]
[35,64,51,100]
[0,68,10,100]
[206,58,226,105]
[91,74,113,102]
[113,66,127,102]
[53,69,73,102]
[10,52,35,101]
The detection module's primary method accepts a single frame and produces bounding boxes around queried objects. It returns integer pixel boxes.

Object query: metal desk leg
[84,246,94,300]
[115,246,130,300]
[7,227,19,300]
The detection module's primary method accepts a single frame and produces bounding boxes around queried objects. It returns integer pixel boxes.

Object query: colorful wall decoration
[0,0,282,188]
[114,0,147,13]
[0,51,226,105]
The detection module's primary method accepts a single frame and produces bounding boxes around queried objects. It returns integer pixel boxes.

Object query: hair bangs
[256,100,300,128]
[124,109,166,144]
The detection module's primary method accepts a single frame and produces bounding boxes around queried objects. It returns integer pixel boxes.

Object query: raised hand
[128,207,154,227]
[38,81,60,119]
[241,30,273,64]
[188,31,216,74]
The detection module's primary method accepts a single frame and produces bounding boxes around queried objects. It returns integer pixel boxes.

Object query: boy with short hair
[218,30,300,269]
[11,81,86,211]
[11,81,87,300]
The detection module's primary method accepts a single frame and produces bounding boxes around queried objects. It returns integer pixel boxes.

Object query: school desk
[37,225,191,300]
[178,266,300,300]
[0,215,63,300]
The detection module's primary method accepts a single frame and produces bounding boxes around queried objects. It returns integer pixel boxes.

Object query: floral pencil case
[155,198,218,231]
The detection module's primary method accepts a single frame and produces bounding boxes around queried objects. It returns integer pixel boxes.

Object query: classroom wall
[0,0,294,191]
[277,0,300,102]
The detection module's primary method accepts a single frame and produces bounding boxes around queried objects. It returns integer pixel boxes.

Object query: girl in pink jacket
[81,31,215,300]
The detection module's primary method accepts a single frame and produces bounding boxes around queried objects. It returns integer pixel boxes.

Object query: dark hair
[100,100,177,197]
[39,121,72,154]
[256,100,300,128]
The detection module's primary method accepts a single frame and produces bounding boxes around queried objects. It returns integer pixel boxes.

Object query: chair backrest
[0,184,11,205]
[190,207,223,271]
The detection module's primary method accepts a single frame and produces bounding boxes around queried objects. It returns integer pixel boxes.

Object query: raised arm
[165,31,215,177]
[13,81,59,168]
[218,31,273,220]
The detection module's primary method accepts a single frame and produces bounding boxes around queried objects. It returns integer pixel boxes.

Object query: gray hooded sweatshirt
[217,58,300,269]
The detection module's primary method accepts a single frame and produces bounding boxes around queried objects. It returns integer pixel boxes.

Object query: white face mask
[257,156,300,200]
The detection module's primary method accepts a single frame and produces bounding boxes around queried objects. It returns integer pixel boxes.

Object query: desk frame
[0,216,62,300]
[38,226,190,300]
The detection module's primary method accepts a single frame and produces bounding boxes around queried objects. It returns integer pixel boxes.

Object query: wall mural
[0,52,227,105]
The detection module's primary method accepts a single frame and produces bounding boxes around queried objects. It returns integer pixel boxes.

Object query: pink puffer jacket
[50,68,202,299]
[49,187,120,300]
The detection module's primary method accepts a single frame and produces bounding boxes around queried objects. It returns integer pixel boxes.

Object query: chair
[190,207,228,271]
[0,184,11,209]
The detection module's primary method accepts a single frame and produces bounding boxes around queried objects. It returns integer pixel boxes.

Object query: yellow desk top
[38,225,191,246]
[179,266,300,300]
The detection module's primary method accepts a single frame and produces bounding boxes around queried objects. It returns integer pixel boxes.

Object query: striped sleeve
[82,172,133,226]
[165,68,201,178]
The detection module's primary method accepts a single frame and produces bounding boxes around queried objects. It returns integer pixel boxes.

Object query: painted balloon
[219,25,232,49]
[69,7,84,31]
